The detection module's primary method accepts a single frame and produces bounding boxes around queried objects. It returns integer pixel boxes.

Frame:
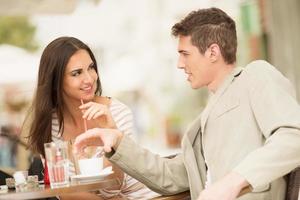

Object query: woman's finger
[87,107,101,120]
[79,101,93,109]
[82,104,97,118]
[93,110,105,119]
[84,104,107,120]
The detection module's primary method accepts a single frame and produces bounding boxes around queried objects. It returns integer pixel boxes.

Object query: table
[0,178,120,200]
[151,191,190,200]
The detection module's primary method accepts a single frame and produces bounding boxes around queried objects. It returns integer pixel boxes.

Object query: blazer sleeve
[108,135,189,195]
[233,62,300,189]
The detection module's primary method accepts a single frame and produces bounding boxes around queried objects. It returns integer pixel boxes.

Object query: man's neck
[208,63,235,93]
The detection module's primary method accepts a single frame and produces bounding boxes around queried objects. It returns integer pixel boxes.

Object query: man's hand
[197,172,249,200]
[73,128,123,154]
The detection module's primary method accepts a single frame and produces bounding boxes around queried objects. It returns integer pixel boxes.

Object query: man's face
[177,35,216,89]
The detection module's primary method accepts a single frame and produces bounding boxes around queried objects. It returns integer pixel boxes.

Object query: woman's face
[62,49,98,103]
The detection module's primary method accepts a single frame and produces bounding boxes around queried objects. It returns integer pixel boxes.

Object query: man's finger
[103,145,112,153]
[74,130,99,151]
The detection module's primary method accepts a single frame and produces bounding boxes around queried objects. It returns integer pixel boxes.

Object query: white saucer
[71,167,114,183]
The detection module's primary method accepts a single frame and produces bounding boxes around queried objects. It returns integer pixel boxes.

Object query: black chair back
[285,167,300,200]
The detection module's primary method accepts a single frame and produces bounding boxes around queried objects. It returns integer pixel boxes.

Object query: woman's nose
[83,71,93,83]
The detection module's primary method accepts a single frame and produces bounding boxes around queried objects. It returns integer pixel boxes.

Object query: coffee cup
[78,157,103,175]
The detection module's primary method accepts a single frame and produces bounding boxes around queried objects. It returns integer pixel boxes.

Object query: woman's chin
[80,94,95,101]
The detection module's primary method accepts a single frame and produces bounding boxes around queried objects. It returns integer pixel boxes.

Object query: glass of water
[44,141,70,188]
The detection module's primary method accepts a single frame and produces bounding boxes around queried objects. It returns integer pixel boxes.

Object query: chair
[285,167,300,200]
[28,156,44,181]
[0,170,12,185]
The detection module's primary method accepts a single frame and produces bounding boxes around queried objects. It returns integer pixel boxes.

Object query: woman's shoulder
[94,96,132,117]
[109,97,131,111]
[94,96,111,105]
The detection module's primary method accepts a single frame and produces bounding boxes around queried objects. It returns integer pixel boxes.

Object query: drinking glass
[44,141,70,188]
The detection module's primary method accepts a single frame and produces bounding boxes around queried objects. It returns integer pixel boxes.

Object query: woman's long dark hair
[26,36,102,157]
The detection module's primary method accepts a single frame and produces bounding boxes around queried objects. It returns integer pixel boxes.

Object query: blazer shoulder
[241,60,296,97]
[243,60,277,80]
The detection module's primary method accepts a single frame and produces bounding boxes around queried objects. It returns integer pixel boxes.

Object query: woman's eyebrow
[69,68,82,73]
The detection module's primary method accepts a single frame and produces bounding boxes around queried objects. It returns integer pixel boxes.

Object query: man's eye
[180,52,188,57]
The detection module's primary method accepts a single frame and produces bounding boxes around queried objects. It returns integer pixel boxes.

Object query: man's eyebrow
[178,50,189,53]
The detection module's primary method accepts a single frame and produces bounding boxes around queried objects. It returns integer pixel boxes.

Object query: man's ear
[207,43,221,63]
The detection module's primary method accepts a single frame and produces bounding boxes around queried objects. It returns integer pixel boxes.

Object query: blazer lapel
[200,67,243,133]
[187,113,202,145]
[182,117,206,199]
[183,137,205,199]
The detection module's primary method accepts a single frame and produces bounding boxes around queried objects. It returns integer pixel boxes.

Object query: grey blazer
[109,60,300,200]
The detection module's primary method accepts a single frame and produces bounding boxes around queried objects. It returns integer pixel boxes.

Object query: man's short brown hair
[172,7,237,64]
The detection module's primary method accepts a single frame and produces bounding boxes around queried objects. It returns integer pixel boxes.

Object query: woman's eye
[71,70,81,76]
[88,64,95,71]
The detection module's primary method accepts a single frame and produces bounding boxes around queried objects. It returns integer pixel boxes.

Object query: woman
[25,36,158,199]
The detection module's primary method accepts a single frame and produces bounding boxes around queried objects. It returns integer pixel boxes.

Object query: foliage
[0,16,38,51]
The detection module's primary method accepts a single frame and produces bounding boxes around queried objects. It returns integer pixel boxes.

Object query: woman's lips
[81,85,93,93]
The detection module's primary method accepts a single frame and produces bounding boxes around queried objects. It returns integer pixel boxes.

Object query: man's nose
[177,57,185,69]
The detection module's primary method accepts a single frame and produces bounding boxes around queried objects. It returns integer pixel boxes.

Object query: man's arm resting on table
[107,134,190,195]
[74,129,189,195]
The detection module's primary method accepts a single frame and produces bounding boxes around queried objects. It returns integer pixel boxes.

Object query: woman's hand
[79,101,116,128]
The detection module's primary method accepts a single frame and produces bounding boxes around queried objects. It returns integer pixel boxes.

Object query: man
[74,7,300,200]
